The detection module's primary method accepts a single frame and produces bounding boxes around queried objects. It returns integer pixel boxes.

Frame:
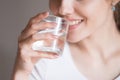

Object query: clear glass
[32,15,69,56]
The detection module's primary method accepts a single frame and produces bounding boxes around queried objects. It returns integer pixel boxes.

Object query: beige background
[0,0,49,80]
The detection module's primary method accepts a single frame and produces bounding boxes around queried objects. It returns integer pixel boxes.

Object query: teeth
[69,20,80,25]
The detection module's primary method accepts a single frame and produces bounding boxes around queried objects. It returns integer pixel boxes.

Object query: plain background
[0,0,49,80]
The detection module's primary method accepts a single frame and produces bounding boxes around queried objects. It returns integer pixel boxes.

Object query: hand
[12,12,58,80]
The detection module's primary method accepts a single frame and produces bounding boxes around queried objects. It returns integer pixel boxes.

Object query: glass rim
[47,15,64,19]
[43,15,68,24]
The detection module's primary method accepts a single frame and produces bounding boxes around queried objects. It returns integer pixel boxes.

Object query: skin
[12,0,120,80]
[49,0,120,79]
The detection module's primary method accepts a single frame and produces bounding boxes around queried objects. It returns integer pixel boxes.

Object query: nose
[58,0,74,16]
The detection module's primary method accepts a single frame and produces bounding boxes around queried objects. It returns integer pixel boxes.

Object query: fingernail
[42,12,49,18]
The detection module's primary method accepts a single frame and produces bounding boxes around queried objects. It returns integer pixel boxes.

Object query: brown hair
[114,2,120,31]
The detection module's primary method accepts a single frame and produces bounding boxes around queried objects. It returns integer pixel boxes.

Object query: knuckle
[31,24,37,30]
[37,12,46,19]
[44,22,51,27]
[31,34,37,40]
[21,29,25,35]
[18,40,24,49]
[18,37,26,47]
[20,30,26,38]
[18,37,30,49]
[29,17,36,24]
[18,41,30,58]
[18,31,27,42]
[19,49,29,59]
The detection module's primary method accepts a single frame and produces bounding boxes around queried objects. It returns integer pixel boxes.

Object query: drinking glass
[32,15,69,56]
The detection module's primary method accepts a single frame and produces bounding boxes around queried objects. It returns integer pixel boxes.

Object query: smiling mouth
[68,19,84,26]
[67,19,84,31]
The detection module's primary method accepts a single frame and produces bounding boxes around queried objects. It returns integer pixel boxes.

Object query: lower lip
[68,22,81,31]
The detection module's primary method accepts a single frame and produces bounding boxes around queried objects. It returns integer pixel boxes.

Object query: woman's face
[49,0,113,43]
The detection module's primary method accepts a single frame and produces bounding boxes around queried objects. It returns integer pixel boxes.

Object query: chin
[66,32,91,43]
[67,36,83,43]
[67,40,81,43]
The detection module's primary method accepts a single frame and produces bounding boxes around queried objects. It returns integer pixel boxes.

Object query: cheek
[86,1,108,26]
[80,3,109,30]
[77,1,108,23]
[67,4,109,42]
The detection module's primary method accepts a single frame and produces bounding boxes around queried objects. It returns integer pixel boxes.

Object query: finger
[30,51,59,64]
[33,32,58,40]
[30,22,56,31]
[20,22,56,41]
[25,22,56,37]
[30,12,49,24]
[20,48,59,59]
[23,12,49,34]
[20,12,49,40]
[19,32,58,50]
[18,45,59,64]
[31,51,59,59]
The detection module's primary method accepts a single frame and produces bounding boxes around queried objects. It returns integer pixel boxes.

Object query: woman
[12,0,120,80]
